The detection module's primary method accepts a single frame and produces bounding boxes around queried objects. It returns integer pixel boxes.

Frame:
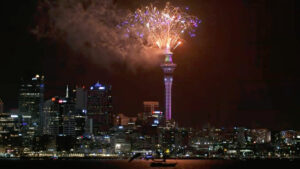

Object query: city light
[115,144,121,149]
[82,109,87,114]
[1,1,300,165]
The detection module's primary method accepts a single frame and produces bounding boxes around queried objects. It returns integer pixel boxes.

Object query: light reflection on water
[100,159,230,169]
[0,159,298,169]
[90,159,299,169]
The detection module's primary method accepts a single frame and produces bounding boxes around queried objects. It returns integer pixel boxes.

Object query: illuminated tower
[161,52,176,122]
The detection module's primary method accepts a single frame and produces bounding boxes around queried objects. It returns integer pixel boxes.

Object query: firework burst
[120,2,201,54]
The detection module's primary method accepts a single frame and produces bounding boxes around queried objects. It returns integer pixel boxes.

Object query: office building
[18,74,44,128]
[75,86,87,112]
[87,82,113,134]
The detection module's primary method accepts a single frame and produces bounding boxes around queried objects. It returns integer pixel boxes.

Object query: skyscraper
[87,82,113,134]
[18,74,44,127]
[43,96,76,136]
[161,53,176,122]
[75,86,87,112]
[63,85,86,136]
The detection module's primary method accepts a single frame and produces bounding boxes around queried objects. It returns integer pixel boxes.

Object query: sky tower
[161,52,176,122]
[121,2,200,123]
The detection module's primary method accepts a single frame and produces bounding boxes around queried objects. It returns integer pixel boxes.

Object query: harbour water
[0,159,299,169]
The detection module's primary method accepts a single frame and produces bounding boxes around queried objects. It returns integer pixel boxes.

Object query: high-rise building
[66,85,86,136]
[161,53,176,122]
[143,101,159,120]
[51,93,78,151]
[43,95,85,137]
[41,99,52,135]
[18,74,44,129]
[87,82,113,134]
[43,96,76,136]
[75,86,87,112]
[0,98,3,113]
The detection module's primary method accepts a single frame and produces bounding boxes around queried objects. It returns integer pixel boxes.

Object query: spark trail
[121,2,201,54]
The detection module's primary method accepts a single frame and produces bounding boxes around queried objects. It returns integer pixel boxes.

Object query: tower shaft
[161,53,176,121]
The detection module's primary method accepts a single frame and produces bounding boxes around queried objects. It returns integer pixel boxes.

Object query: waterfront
[0,159,299,169]
[1,0,300,168]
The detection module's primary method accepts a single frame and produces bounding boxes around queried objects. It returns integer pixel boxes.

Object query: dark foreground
[0,159,299,169]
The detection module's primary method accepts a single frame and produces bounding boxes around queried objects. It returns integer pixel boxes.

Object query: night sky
[1,0,300,130]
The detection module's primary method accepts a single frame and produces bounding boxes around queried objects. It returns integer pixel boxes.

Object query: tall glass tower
[18,74,44,124]
[161,52,176,121]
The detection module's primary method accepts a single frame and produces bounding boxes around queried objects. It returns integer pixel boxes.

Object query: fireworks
[120,2,201,54]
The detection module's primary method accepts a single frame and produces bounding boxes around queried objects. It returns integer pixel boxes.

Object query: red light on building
[51,97,56,102]
[154,111,162,114]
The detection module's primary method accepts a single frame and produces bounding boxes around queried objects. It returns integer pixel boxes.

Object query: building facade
[75,86,87,112]
[42,97,77,136]
[143,101,159,120]
[87,82,113,134]
[18,74,44,128]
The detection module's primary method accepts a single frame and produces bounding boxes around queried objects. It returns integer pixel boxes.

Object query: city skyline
[1,1,300,167]
[1,0,300,131]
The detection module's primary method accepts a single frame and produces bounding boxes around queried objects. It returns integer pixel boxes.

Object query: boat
[128,150,177,167]
[150,152,177,167]
[150,161,177,167]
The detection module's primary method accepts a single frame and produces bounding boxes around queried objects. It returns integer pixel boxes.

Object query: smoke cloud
[32,0,163,69]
